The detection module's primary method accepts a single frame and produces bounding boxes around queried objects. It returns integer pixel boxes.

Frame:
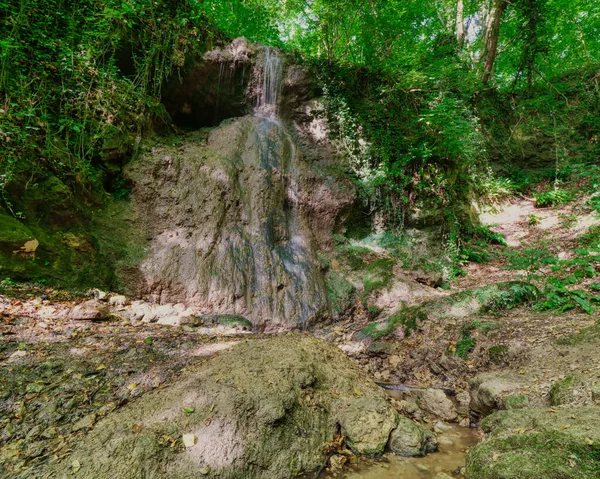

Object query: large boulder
[466,406,600,478]
[42,335,432,478]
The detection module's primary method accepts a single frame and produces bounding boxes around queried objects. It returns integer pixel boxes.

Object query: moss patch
[549,376,578,406]
[467,431,600,478]
[467,407,600,478]
[358,307,427,340]
[362,258,395,297]
[557,323,600,345]
[325,269,357,315]
[503,395,529,410]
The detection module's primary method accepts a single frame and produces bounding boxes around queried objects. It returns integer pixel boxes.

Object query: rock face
[127,44,353,331]
[466,407,600,478]
[42,335,433,478]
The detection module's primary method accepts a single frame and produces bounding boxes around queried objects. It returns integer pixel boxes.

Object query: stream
[328,424,480,478]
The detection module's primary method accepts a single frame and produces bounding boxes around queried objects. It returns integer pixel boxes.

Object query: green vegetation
[467,431,600,478]
[549,376,578,406]
[503,395,529,410]
[359,307,427,340]
[534,189,573,208]
[557,322,600,346]
[488,345,510,365]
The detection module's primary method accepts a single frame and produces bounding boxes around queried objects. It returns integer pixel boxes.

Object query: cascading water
[250,46,325,327]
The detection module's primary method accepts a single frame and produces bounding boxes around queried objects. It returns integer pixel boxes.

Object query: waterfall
[255,47,283,118]
[251,46,324,327]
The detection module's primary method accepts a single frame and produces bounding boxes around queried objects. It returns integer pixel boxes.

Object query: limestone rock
[126,98,353,331]
[335,396,398,456]
[42,335,414,479]
[69,300,110,321]
[108,295,127,307]
[415,389,457,422]
[549,375,585,406]
[388,416,437,457]
[469,373,524,417]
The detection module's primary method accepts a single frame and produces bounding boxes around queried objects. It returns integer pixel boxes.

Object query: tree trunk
[482,0,505,84]
[456,0,465,48]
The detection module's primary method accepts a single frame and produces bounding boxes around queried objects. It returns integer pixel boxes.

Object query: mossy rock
[557,323,600,345]
[549,376,584,406]
[325,269,356,315]
[41,335,424,479]
[357,307,427,340]
[503,395,529,410]
[0,211,34,250]
[362,258,395,297]
[466,407,600,478]
[488,345,510,364]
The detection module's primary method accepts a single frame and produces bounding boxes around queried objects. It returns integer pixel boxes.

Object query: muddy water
[329,424,480,478]
[327,386,481,479]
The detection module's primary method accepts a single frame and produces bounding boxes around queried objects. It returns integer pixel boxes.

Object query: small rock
[417,389,458,422]
[73,413,97,431]
[156,316,184,326]
[469,373,523,417]
[335,397,398,455]
[90,289,107,300]
[437,435,454,446]
[328,454,347,472]
[391,400,423,420]
[388,416,437,457]
[458,417,471,428]
[433,421,453,432]
[70,300,110,321]
[7,351,28,363]
[389,355,401,368]
[366,341,392,356]
[182,433,197,448]
[198,465,211,475]
[108,295,127,307]
[339,342,365,355]
[173,303,187,313]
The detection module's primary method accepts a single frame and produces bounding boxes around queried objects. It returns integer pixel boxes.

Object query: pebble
[7,351,28,363]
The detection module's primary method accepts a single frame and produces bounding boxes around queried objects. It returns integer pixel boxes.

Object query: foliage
[455,335,476,360]
[534,189,573,207]
[358,307,427,340]
[483,283,539,312]
[0,0,220,208]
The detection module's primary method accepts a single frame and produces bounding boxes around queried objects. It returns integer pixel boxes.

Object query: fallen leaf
[182,433,196,448]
